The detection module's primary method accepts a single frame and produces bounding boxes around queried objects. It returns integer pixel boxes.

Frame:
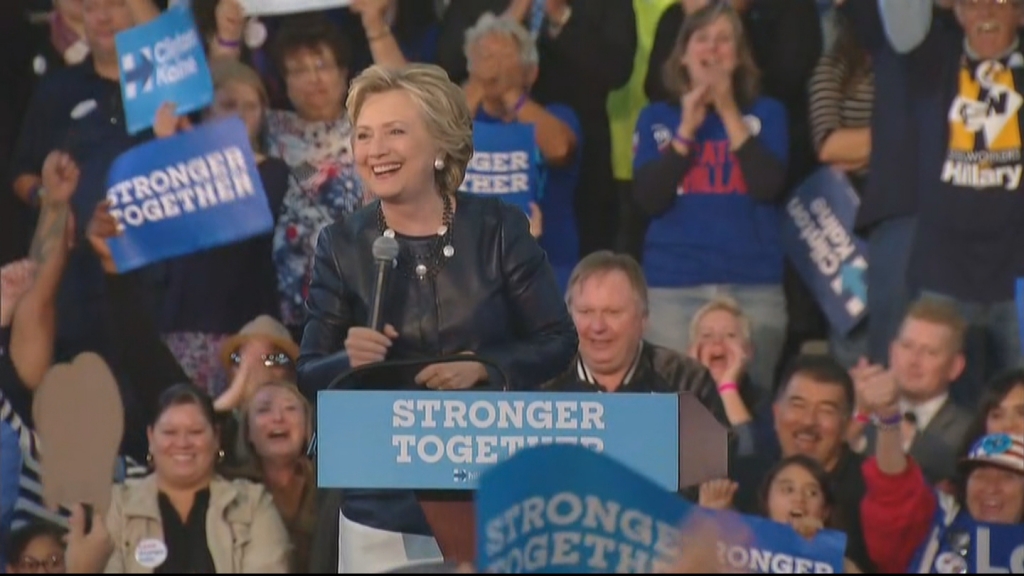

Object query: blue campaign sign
[458,121,540,213]
[781,167,869,335]
[104,116,274,272]
[115,6,213,134]
[476,445,848,574]
[969,523,1024,573]
[315,391,680,491]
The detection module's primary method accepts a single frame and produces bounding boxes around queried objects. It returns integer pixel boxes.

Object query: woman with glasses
[4,521,66,574]
[154,59,290,398]
[859,368,1024,572]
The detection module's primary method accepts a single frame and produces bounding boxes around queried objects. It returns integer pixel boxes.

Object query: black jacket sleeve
[734,137,788,203]
[644,5,683,103]
[632,146,694,218]
[106,271,191,460]
[537,0,637,94]
[295,226,354,401]
[475,205,578,390]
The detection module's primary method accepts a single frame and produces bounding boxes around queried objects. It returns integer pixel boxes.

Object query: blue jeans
[646,284,787,397]
[924,292,1023,409]
[867,216,918,365]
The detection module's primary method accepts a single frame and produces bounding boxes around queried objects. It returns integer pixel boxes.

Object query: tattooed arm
[9,152,79,390]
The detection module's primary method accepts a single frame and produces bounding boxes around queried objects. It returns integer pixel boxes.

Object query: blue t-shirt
[474,105,583,293]
[633,98,789,288]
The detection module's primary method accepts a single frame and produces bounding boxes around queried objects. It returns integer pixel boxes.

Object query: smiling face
[956,0,1022,59]
[569,270,647,381]
[246,385,308,463]
[987,383,1024,435]
[965,464,1024,523]
[890,318,964,403]
[682,14,740,86]
[766,463,830,526]
[353,88,440,202]
[282,45,346,122]
[773,376,849,471]
[82,0,132,59]
[147,403,218,490]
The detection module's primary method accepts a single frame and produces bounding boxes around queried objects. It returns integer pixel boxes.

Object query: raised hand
[0,259,38,326]
[86,200,121,274]
[345,324,398,368]
[720,338,749,386]
[65,503,114,574]
[699,479,739,511]
[678,84,710,140]
[40,151,80,205]
[855,361,900,417]
[152,102,192,139]
[215,0,246,44]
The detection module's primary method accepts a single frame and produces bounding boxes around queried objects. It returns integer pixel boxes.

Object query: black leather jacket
[297,193,578,400]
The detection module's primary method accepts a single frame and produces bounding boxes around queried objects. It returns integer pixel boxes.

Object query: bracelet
[855,412,871,424]
[367,26,391,42]
[672,133,697,150]
[216,35,241,49]
[873,412,903,430]
[717,382,739,395]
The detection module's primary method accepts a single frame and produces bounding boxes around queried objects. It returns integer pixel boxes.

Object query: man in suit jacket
[852,298,974,484]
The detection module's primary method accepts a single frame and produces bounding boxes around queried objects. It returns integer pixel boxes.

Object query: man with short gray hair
[543,252,755,455]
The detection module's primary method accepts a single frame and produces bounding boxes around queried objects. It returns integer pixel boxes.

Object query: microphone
[369,236,400,331]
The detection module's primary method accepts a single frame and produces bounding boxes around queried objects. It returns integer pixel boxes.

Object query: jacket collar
[123,474,240,520]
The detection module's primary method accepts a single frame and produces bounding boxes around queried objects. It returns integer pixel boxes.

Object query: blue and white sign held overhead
[115,7,214,134]
[781,167,869,336]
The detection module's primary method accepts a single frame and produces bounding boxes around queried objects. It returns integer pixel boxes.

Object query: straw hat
[219,315,300,372]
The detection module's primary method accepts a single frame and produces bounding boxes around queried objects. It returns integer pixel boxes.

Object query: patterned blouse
[266,110,365,329]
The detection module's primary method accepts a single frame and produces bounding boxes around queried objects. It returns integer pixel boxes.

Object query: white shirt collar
[577,342,644,392]
[900,392,949,432]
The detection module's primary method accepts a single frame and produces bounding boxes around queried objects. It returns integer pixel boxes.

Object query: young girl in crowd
[700,455,864,572]
[4,521,66,574]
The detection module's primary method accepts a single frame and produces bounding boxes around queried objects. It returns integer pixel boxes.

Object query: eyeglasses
[230,352,292,368]
[284,58,338,81]
[17,554,65,572]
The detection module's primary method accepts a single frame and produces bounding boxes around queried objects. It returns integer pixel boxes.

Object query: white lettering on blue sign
[390,400,607,465]
[105,146,254,227]
[975,526,1024,573]
[483,492,835,574]
[786,196,856,277]
[459,151,532,195]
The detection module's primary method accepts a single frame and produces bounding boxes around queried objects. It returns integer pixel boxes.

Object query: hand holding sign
[215,0,246,45]
[699,478,739,511]
[87,200,122,274]
[153,102,193,139]
[65,503,114,573]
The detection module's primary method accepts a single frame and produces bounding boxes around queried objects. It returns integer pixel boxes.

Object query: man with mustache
[731,355,874,572]
[874,0,1024,408]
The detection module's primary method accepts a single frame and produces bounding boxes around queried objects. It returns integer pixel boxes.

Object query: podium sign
[317,391,689,491]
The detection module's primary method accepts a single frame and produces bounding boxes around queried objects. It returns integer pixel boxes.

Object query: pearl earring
[434,157,445,170]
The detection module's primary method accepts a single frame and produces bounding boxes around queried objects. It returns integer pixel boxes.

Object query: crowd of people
[1,0,1022,573]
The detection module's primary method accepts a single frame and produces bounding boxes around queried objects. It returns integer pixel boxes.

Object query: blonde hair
[662,3,761,107]
[903,297,968,353]
[234,380,313,475]
[346,64,474,197]
[208,57,270,153]
[688,296,752,343]
[565,251,649,315]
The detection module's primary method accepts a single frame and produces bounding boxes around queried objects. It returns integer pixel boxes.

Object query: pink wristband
[855,412,871,424]
[672,133,697,150]
[717,382,738,394]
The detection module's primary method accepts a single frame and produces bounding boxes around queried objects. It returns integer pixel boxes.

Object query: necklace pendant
[442,245,454,258]
[383,229,396,238]
[415,263,428,278]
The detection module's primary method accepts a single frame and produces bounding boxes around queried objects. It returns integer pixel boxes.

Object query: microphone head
[372,235,400,262]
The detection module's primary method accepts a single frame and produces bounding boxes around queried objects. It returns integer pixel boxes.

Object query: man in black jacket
[542,251,758,459]
[436,0,637,258]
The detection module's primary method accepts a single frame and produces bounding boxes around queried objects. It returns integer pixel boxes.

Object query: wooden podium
[315,364,729,568]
